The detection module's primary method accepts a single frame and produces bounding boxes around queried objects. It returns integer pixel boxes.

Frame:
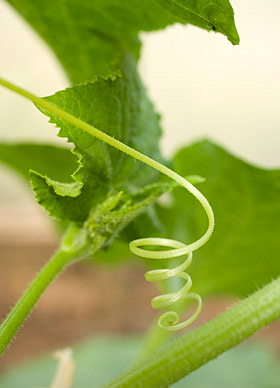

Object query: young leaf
[162,140,280,297]
[29,170,104,223]
[85,181,182,251]
[6,0,239,83]
[30,167,181,238]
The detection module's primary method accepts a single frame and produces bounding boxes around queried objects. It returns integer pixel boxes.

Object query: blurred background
[0,0,279,371]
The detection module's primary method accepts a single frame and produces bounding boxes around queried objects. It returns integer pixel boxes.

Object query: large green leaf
[30,53,163,224]
[0,143,77,182]
[40,53,162,189]
[6,0,239,83]
[160,140,280,297]
[0,336,278,388]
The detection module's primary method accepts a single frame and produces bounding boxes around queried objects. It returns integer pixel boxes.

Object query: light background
[0,0,279,238]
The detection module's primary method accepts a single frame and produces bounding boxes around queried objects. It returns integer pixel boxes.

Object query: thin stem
[102,277,280,388]
[0,250,71,355]
[136,319,173,361]
[0,224,89,356]
[137,298,194,360]
[0,77,214,254]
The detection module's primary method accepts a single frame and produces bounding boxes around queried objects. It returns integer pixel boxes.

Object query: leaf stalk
[0,224,89,356]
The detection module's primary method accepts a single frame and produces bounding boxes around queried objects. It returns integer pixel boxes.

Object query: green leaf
[0,337,278,388]
[161,140,280,297]
[30,54,163,226]
[29,170,103,223]
[29,54,163,225]
[176,342,280,388]
[154,0,239,45]
[41,53,162,189]
[6,0,239,83]
[0,143,77,182]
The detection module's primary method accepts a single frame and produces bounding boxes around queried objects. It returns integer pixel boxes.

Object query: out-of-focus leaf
[160,140,280,297]
[6,0,239,83]
[0,143,77,182]
[174,341,280,388]
[0,337,278,388]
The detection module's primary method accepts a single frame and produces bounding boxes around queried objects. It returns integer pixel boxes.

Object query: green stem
[0,224,89,356]
[138,297,197,360]
[136,318,173,361]
[103,277,280,388]
[0,250,70,355]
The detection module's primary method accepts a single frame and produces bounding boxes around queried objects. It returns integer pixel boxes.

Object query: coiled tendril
[129,173,214,331]
[130,239,200,331]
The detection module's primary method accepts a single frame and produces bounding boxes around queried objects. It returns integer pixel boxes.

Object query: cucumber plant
[0,1,280,387]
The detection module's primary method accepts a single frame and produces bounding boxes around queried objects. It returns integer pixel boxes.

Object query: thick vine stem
[102,277,280,388]
[0,224,89,356]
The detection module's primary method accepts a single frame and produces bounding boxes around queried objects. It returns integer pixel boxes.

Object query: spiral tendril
[129,173,214,331]
[129,238,202,331]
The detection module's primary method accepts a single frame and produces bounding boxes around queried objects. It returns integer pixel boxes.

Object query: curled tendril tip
[129,173,214,331]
